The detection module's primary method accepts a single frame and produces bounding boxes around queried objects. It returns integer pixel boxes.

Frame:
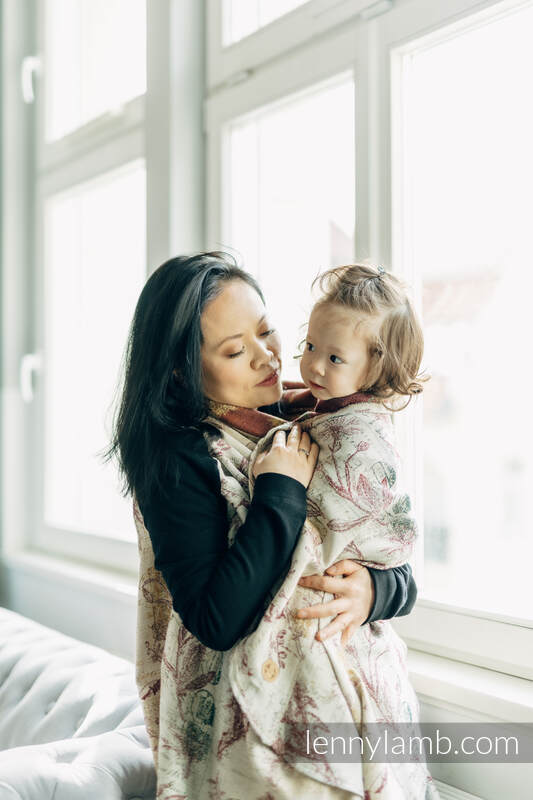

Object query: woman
[107,252,420,798]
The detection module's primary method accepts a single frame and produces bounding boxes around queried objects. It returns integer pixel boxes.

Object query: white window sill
[1,548,138,603]
[3,549,532,724]
[407,648,533,723]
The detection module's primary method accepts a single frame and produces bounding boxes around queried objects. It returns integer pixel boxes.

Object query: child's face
[300,302,379,400]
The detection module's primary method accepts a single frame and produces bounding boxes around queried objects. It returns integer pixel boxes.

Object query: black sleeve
[364,563,418,624]
[139,428,307,652]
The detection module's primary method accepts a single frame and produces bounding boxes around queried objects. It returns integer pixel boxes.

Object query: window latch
[21,55,42,104]
[20,352,43,403]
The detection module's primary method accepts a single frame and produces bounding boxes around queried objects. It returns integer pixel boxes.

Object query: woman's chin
[255,379,282,406]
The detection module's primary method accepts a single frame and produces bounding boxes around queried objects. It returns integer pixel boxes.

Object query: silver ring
[298,448,310,457]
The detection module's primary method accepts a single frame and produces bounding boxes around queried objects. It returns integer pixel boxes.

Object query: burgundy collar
[207,384,378,438]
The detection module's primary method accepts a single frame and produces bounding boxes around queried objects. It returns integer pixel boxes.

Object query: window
[44,0,146,141]
[207,0,388,90]
[225,77,355,379]
[2,0,201,576]
[44,162,146,540]
[397,2,533,621]
[207,0,533,679]
[224,0,310,44]
[30,0,148,570]
[390,0,533,679]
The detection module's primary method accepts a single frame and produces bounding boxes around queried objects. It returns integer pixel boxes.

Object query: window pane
[400,4,533,618]
[45,0,146,141]
[44,161,146,540]
[226,78,355,379]
[224,0,309,44]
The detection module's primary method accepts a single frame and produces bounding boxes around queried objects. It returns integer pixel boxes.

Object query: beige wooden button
[261,658,279,682]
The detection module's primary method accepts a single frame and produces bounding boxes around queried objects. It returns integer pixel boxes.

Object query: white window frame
[28,0,149,573]
[206,0,533,681]
[206,0,393,91]
[17,0,205,575]
[205,22,373,263]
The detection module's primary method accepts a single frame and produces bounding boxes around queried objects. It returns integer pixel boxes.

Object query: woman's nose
[251,338,275,369]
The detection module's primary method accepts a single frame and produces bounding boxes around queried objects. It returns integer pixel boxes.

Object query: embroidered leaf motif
[372,460,396,488]
[354,441,370,454]
[306,496,322,518]
[390,515,417,542]
[392,493,411,515]
[357,473,380,508]
[327,516,369,532]
[216,694,250,760]
[184,720,211,762]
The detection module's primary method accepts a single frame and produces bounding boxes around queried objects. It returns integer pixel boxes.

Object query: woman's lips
[256,369,280,387]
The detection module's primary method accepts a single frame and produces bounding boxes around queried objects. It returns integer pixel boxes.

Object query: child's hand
[295,560,375,646]
[252,425,319,488]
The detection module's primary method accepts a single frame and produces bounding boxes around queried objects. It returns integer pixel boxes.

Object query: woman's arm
[296,560,417,645]
[366,563,417,622]
[140,428,307,652]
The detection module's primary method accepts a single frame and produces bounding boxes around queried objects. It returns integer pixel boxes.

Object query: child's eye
[306,342,315,352]
[228,348,245,358]
[330,354,343,364]
[261,328,275,337]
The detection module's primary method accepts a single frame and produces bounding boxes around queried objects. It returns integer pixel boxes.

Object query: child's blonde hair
[312,264,428,406]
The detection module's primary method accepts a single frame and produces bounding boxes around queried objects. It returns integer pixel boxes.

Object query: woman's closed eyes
[227,329,276,358]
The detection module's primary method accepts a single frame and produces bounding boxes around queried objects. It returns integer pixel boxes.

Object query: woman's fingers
[251,451,264,477]
[325,559,364,576]
[294,597,346,619]
[298,573,350,595]
[286,426,312,450]
[315,613,352,642]
[298,563,372,646]
[308,441,319,469]
[341,622,359,647]
[298,430,311,452]
[271,429,287,448]
[286,424,303,451]
[254,424,318,488]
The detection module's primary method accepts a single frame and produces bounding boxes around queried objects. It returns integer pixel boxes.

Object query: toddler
[299,263,425,407]
[210,264,437,798]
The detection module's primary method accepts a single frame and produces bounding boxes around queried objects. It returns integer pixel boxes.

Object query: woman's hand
[252,424,319,489]
[295,559,375,646]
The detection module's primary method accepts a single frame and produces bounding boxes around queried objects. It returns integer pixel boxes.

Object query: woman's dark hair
[102,251,264,508]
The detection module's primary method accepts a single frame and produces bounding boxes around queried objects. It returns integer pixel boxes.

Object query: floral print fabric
[133,396,440,798]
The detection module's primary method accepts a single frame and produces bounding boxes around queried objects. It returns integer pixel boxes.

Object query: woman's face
[200,279,282,409]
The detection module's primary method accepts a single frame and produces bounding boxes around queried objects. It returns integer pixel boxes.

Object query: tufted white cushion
[0,606,156,799]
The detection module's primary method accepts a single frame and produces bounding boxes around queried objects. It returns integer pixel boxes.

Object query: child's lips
[309,380,325,390]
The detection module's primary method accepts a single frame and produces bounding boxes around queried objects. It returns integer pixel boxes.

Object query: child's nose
[311,358,326,377]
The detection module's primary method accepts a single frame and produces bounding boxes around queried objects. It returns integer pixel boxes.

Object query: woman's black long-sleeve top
[139,425,418,653]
